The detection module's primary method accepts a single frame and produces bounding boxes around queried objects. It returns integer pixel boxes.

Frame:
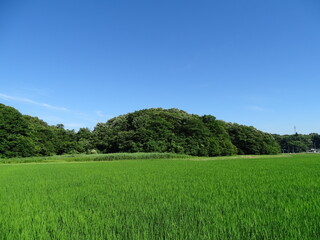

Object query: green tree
[227,123,280,155]
[93,108,237,156]
[274,134,311,153]
[76,128,94,153]
[0,104,37,157]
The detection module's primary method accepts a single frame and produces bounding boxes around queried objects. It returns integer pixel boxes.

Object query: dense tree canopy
[273,133,313,153]
[93,108,237,156]
[92,108,283,156]
[5,103,314,158]
[0,104,36,157]
[0,104,95,158]
[227,123,280,155]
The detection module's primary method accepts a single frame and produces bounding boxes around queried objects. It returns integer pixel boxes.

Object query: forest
[0,103,317,158]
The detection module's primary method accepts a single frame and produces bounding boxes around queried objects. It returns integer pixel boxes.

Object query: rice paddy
[0,154,319,239]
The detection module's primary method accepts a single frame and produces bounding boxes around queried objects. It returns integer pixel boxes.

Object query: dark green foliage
[75,128,94,153]
[23,115,57,155]
[0,104,95,158]
[274,133,312,153]
[227,123,280,155]
[0,104,37,157]
[310,133,320,149]
[0,104,285,158]
[23,116,88,156]
[52,125,78,155]
[93,108,237,156]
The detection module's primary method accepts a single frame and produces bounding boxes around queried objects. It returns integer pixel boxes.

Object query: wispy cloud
[246,105,267,112]
[95,110,111,119]
[0,93,68,111]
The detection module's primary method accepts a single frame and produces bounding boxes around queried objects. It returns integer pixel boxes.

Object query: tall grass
[0,152,190,164]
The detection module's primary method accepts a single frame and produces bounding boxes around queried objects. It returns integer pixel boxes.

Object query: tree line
[273,133,320,153]
[3,103,313,158]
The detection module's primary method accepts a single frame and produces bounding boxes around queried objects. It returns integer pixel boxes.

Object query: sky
[1,0,320,134]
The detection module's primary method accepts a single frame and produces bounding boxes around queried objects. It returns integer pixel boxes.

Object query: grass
[0,152,190,164]
[0,154,319,239]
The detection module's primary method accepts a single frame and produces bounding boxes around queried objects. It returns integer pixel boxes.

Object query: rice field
[0,154,319,239]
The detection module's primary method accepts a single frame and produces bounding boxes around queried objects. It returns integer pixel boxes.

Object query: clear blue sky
[1,0,319,134]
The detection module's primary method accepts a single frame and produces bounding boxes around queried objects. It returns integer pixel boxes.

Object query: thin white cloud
[95,110,111,119]
[247,105,266,112]
[0,93,68,111]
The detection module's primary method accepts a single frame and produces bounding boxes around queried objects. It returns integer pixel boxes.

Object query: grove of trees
[3,103,315,158]
[273,133,320,153]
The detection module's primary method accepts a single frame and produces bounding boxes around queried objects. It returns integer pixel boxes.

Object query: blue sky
[1,0,319,134]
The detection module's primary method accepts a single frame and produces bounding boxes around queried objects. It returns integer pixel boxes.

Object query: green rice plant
[0,154,319,239]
